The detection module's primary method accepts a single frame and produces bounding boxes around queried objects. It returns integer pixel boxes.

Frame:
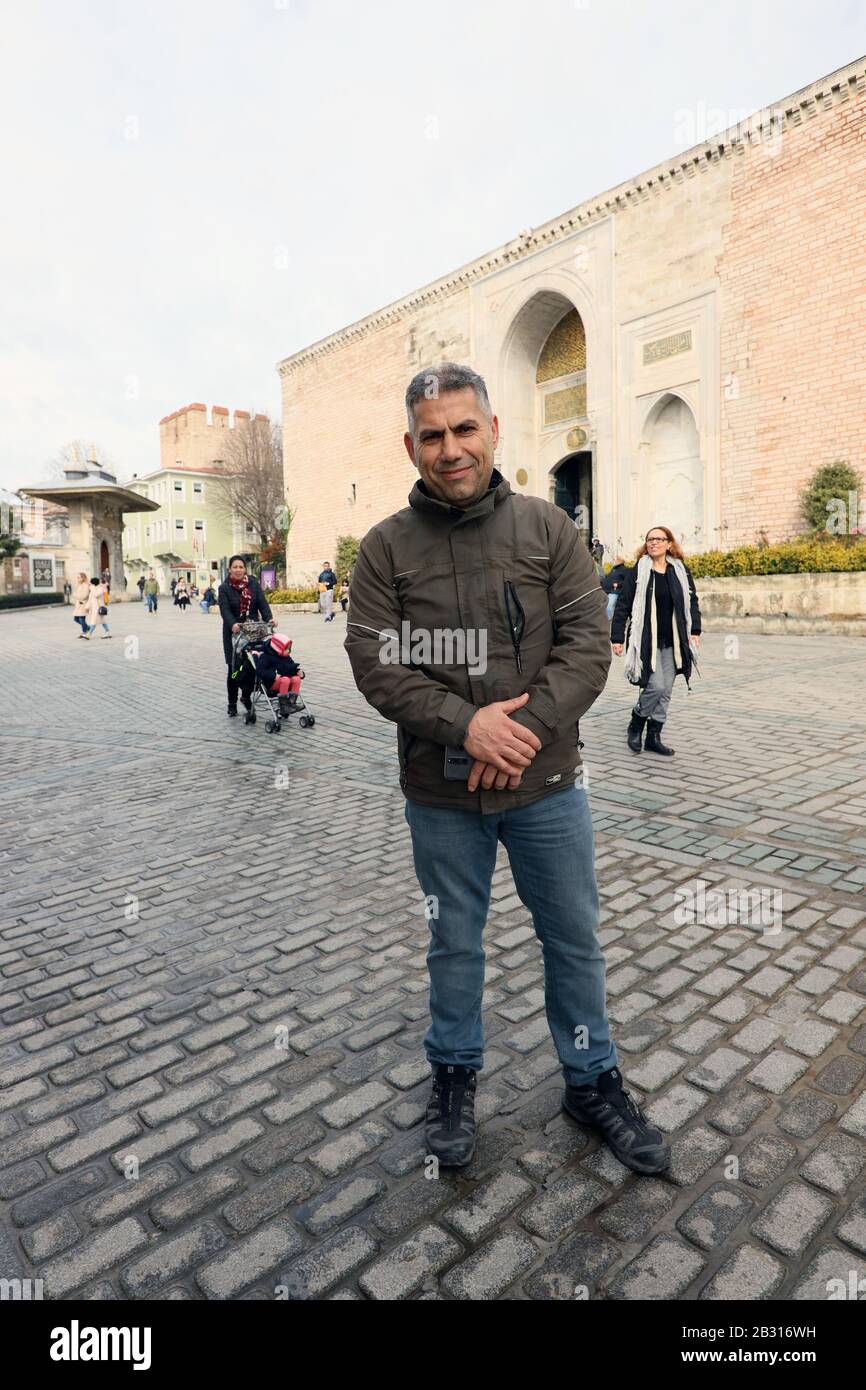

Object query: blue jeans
[404,785,618,1086]
[146,594,157,612]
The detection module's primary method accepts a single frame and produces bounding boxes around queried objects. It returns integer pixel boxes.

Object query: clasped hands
[462,692,542,793]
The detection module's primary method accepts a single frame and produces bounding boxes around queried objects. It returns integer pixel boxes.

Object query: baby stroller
[230,622,316,735]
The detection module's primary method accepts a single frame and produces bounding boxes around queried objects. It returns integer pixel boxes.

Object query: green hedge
[264,587,321,604]
[689,539,866,578]
[605,540,866,578]
[0,592,64,610]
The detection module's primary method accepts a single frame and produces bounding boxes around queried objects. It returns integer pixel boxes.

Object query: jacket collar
[408,467,512,522]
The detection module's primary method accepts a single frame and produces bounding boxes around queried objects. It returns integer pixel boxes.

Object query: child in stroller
[237,630,316,732]
[253,633,303,715]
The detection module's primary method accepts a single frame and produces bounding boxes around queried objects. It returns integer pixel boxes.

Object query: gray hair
[405,362,493,433]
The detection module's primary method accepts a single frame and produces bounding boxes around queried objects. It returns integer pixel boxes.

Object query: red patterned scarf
[229,573,252,619]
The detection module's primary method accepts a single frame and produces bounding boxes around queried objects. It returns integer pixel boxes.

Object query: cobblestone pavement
[2,602,866,1301]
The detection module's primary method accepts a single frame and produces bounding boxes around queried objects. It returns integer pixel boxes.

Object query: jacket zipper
[503,580,525,674]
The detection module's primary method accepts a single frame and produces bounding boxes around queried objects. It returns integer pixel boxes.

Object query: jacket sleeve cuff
[508,705,556,747]
[435,692,477,746]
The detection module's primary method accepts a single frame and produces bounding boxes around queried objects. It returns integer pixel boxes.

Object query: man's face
[404,386,499,508]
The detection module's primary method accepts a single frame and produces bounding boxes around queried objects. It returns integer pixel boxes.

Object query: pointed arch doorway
[551,451,593,540]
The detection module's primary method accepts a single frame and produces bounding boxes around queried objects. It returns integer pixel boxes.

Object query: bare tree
[209,417,291,548]
[45,440,115,481]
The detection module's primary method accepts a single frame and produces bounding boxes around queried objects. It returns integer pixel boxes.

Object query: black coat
[252,645,299,687]
[218,577,273,664]
[610,561,701,686]
[601,562,628,595]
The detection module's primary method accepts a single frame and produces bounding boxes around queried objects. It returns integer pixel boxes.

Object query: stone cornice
[277,53,866,378]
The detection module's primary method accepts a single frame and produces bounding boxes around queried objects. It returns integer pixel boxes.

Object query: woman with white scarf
[609,526,701,755]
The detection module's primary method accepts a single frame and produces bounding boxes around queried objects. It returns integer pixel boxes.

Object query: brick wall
[282,294,471,580]
[718,92,866,544]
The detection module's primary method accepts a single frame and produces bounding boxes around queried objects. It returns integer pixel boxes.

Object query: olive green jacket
[344,470,612,812]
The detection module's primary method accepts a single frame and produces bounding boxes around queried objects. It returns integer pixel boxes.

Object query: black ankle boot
[563,1066,670,1175]
[645,719,674,755]
[227,704,238,717]
[425,1063,477,1167]
[627,710,646,752]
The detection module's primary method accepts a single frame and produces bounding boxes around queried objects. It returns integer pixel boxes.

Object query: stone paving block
[800,1133,866,1196]
[520,1173,607,1239]
[0,1116,77,1169]
[782,1019,840,1058]
[121,1219,227,1296]
[358,1224,461,1301]
[699,1243,785,1301]
[613,1018,670,1054]
[835,1195,866,1255]
[39,1217,149,1298]
[318,1081,393,1129]
[795,965,842,995]
[738,1134,798,1188]
[278,1226,379,1300]
[693,967,742,998]
[815,1054,866,1095]
[818,992,865,1024]
[197,1219,306,1299]
[643,1083,709,1133]
[85,1166,179,1226]
[110,1118,200,1173]
[686,1046,751,1093]
[597,1178,676,1240]
[444,1171,534,1242]
[665,1124,730,1187]
[441,1231,538,1300]
[295,1171,385,1236]
[308,1121,391,1178]
[222,1166,316,1233]
[623,1049,686,1092]
[707,992,752,1023]
[669,1019,727,1055]
[523,1232,621,1300]
[741,965,790,998]
[676,1183,753,1251]
[149,1168,245,1229]
[747,1050,809,1094]
[730,1018,781,1053]
[777,1089,837,1138]
[517,1121,589,1180]
[790,1246,866,1300]
[370,1175,455,1238]
[604,1234,705,1300]
[48,1115,142,1174]
[12,1166,108,1228]
[21,1210,81,1263]
[750,1181,834,1257]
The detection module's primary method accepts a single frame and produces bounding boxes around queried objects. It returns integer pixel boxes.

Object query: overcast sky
[1,0,862,489]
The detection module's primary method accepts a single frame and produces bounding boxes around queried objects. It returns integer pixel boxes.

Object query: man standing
[345,362,670,1175]
[143,570,159,614]
[318,560,337,622]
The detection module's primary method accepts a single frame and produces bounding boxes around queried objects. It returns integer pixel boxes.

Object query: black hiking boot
[425,1063,477,1167]
[627,710,646,752]
[645,719,675,755]
[563,1065,670,1175]
[227,704,238,717]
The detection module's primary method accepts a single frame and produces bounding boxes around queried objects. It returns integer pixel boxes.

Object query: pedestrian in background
[89,576,111,639]
[72,573,90,636]
[144,571,159,614]
[318,560,337,622]
[610,525,701,756]
[601,554,628,622]
[136,574,146,601]
[174,580,190,612]
[218,555,273,716]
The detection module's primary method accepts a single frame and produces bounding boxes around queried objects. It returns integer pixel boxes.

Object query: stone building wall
[159,404,270,474]
[278,56,866,572]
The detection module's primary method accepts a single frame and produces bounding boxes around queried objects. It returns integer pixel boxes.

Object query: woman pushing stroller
[218,555,273,716]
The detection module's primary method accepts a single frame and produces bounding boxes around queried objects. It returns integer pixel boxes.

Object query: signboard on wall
[31,557,55,589]
[260,567,277,591]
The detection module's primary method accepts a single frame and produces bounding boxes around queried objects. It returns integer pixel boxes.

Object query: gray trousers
[635,645,676,724]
